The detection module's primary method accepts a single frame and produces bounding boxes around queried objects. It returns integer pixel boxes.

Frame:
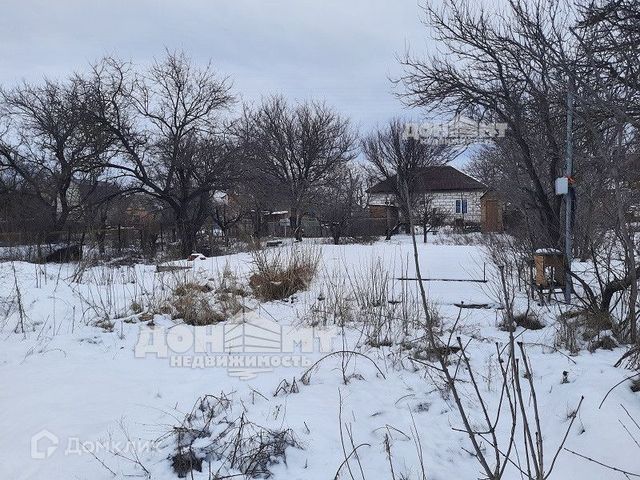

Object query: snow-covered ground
[0,236,638,479]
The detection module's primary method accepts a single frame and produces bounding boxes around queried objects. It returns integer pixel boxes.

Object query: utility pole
[564,79,575,303]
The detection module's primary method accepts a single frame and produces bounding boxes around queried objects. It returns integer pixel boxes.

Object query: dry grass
[556,309,614,354]
[249,246,319,301]
[589,334,617,352]
[112,266,249,327]
[170,280,221,326]
[215,266,248,316]
[173,281,213,297]
[166,268,247,326]
[513,311,545,330]
[307,259,428,348]
[171,293,224,326]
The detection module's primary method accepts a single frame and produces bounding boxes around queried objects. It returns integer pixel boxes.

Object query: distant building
[367,165,503,232]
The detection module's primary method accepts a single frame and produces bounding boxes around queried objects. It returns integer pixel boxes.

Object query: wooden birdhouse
[534,249,565,288]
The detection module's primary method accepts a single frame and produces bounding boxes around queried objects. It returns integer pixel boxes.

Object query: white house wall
[428,191,483,223]
[369,191,483,223]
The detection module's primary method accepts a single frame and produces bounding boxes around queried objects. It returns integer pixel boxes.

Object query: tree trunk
[629,259,638,343]
[614,180,638,342]
[600,264,640,314]
[330,224,341,245]
[54,189,72,237]
[290,208,303,241]
[176,216,197,257]
[97,209,107,256]
[423,216,428,244]
[253,209,263,239]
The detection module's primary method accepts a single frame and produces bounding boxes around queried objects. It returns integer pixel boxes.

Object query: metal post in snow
[564,79,574,304]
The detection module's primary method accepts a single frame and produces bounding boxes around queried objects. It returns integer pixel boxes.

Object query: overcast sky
[0,0,438,135]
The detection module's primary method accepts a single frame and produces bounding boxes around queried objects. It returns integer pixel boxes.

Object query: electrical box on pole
[555,177,569,195]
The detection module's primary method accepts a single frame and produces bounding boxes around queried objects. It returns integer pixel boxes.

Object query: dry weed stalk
[309,259,426,348]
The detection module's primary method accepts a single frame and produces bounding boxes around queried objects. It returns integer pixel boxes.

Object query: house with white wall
[367,165,503,232]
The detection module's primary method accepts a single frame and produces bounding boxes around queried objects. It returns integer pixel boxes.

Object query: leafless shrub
[356,268,429,348]
[481,233,533,297]
[340,234,379,245]
[335,388,368,480]
[0,293,16,333]
[7,262,29,335]
[215,264,249,314]
[307,271,355,327]
[71,262,248,329]
[72,265,146,326]
[399,168,583,479]
[347,259,390,309]
[68,254,101,283]
[249,246,319,301]
[555,314,581,355]
[170,393,300,479]
[0,245,32,262]
[616,346,640,371]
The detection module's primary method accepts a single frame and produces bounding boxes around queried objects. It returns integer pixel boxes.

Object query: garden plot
[0,236,638,479]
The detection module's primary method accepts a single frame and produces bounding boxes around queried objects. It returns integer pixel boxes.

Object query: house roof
[367,165,487,194]
[74,180,121,205]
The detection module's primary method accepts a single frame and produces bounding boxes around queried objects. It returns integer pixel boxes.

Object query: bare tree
[398,0,576,248]
[316,166,365,245]
[414,196,448,242]
[241,96,357,241]
[560,1,640,335]
[362,119,456,239]
[82,51,241,256]
[210,192,248,241]
[577,0,640,112]
[0,77,112,238]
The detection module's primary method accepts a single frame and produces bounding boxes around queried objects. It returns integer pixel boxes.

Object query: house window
[455,198,468,214]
